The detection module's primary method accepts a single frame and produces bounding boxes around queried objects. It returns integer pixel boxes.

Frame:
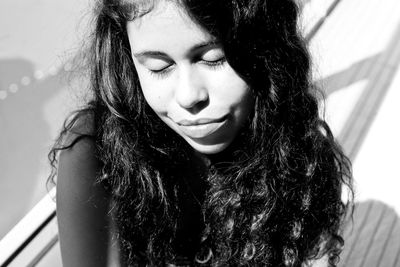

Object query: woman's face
[127,0,254,154]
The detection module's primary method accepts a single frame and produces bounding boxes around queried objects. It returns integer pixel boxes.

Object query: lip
[177,116,228,139]
[177,116,227,126]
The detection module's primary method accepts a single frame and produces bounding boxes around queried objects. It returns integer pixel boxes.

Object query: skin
[127,0,254,155]
[57,125,122,267]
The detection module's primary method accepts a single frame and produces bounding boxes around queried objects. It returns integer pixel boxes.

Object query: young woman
[49,0,353,266]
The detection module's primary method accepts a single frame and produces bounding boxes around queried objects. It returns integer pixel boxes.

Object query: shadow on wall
[340,200,400,267]
[315,19,400,160]
[0,58,71,239]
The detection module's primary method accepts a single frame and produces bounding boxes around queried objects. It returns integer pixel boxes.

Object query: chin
[186,139,231,155]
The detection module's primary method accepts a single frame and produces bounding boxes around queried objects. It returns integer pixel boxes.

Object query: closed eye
[148,64,174,78]
[201,57,226,69]
[198,47,226,69]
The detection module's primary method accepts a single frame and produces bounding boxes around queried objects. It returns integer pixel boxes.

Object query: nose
[175,66,209,112]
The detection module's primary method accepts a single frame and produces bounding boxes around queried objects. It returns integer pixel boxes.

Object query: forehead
[126,0,214,53]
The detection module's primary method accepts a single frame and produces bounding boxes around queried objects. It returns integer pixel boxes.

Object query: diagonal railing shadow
[340,200,400,267]
[314,18,400,160]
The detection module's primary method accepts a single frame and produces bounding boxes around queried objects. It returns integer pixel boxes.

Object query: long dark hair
[49,0,353,266]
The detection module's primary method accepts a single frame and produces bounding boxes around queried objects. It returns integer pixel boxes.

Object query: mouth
[176,116,228,139]
[177,116,227,126]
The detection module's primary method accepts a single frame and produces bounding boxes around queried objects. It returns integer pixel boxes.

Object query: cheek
[213,70,252,108]
[220,72,254,121]
[136,74,170,115]
[142,88,165,113]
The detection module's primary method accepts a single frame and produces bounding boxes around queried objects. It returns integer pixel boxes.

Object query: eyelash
[202,57,226,69]
[148,66,173,78]
[148,57,227,78]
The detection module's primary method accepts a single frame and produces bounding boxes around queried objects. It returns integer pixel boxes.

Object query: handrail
[0,188,56,266]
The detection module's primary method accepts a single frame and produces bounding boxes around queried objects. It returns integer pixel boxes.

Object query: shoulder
[57,111,100,193]
[58,135,100,195]
[57,111,105,225]
[62,111,96,147]
[56,114,119,266]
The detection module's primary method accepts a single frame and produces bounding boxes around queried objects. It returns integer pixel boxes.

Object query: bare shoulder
[62,111,96,146]
[57,113,101,211]
[58,133,101,203]
[56,115,120,266]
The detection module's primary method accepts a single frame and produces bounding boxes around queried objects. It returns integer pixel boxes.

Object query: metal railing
[0,188,58,266]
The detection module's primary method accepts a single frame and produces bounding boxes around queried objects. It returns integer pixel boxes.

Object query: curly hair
[49,0,353,266]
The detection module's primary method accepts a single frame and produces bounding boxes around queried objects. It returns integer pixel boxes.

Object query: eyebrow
[132,40,221,59]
